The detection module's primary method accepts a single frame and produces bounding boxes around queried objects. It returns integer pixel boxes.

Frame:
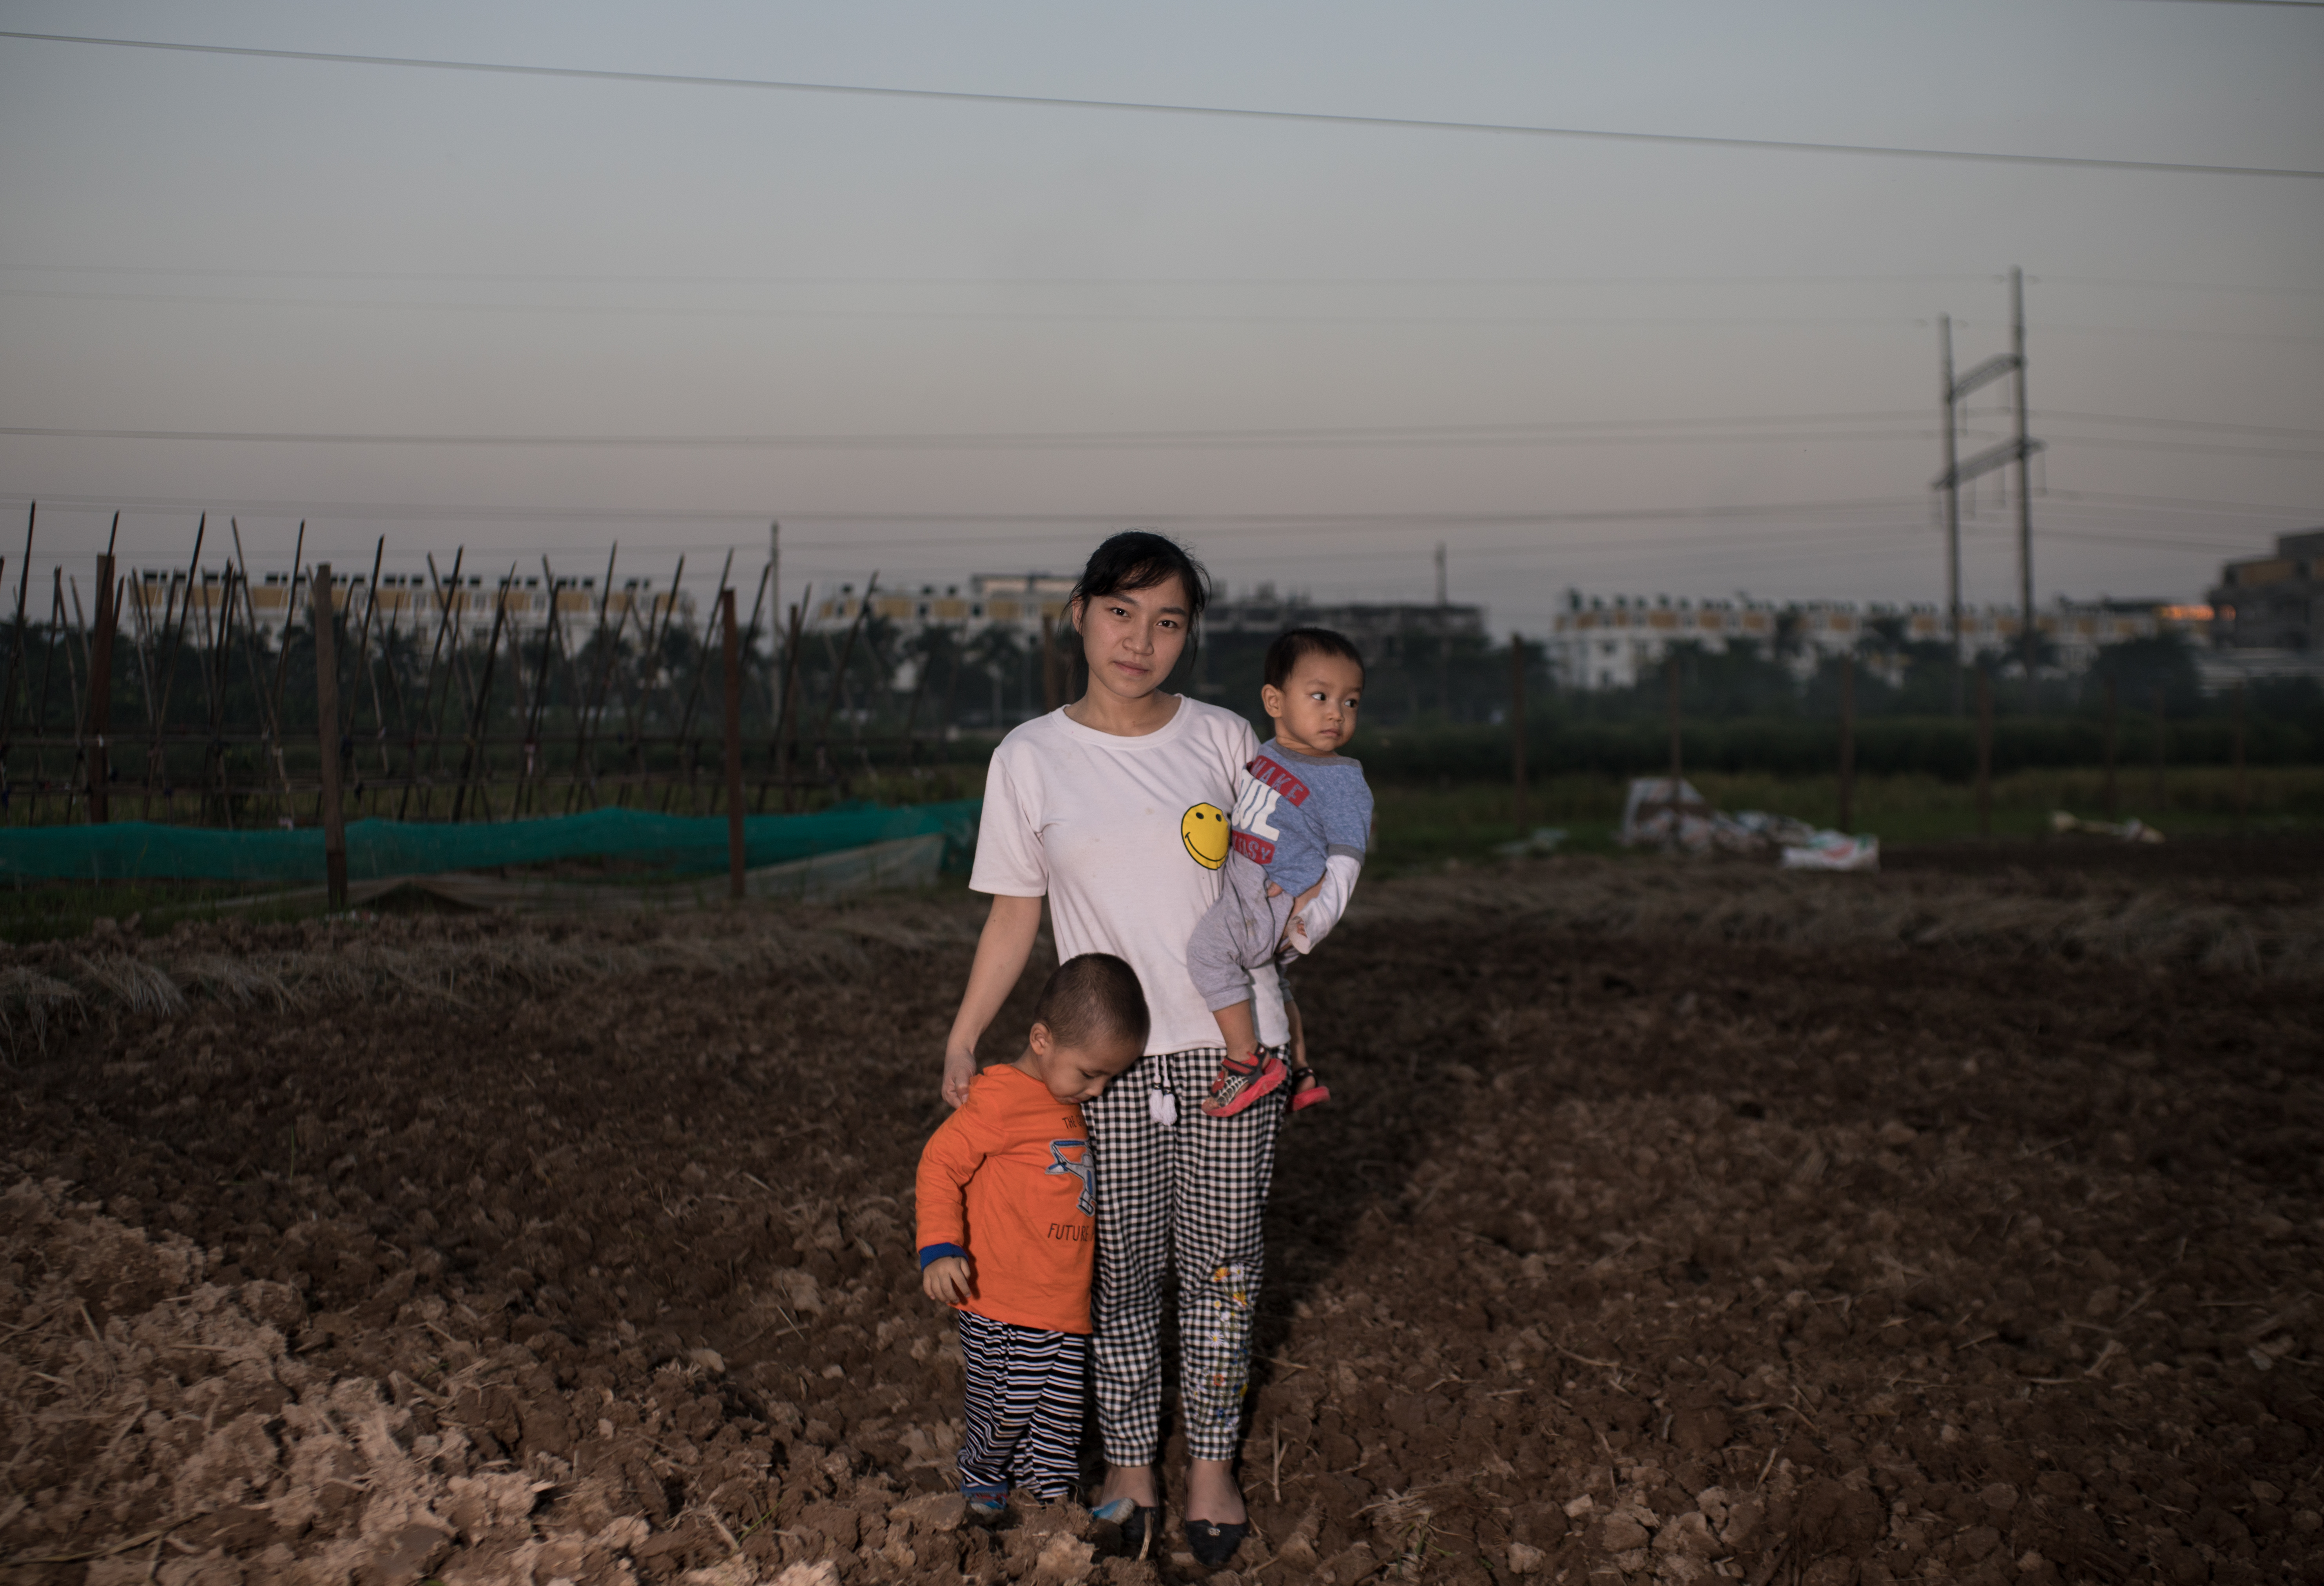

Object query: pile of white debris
[1615,777,1878,871]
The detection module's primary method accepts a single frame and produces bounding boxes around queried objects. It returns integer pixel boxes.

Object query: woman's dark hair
[1070,531,1211,626]
[1264,627,1365,690]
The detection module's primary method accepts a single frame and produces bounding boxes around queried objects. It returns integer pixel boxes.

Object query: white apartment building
[1548,596,2161,691]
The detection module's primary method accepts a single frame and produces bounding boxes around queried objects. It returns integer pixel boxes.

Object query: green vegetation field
[1367,766,2324,874]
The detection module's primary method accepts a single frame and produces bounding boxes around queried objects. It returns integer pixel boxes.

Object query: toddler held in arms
[915,953,1149,1523]
[1188,628,1373,1117]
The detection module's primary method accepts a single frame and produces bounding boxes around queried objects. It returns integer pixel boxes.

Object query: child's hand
[923,1256,974,1305]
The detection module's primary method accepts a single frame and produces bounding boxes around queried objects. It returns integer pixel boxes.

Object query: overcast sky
[2,0,2320,634]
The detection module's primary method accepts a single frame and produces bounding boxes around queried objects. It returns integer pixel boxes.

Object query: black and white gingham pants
[955,1310,1091,1501]
[1085,1045,1285,1465]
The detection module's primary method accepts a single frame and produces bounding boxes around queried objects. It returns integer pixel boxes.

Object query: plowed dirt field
[4,852,2321,1586]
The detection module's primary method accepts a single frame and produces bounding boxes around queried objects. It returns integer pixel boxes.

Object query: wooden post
[86,553,116,822]
[1508,632,1528,831]
[2233,681,2248,837]
[312,564,348,909]
[1837,654,1856,833]
[721,588,745,900]
[2151,684,2166,811]
[2102,672,2119,821]
[1975,669,1993,839]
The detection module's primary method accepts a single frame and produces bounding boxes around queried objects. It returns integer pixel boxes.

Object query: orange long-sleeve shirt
[914,1064,1095,1335]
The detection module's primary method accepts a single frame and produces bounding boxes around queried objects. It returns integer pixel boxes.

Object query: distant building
[2210,528,2323,652]
[2201,528,2324,690]
[812,575,1488,653]
[1547,594,2157,691]
[1203,583,1486,650]
[812,574,1075,639]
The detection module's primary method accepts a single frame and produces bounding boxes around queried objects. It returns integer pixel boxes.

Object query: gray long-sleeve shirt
[1225,739,1373,895]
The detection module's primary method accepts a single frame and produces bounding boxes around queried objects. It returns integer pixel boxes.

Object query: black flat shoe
[1186,1517,1250,1568]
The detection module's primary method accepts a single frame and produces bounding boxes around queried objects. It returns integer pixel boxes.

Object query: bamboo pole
[663,550,733,814]
[150,515,208,810]
[817,575,876,796]
[450,566,517,821]
[86,554,118,823]
[770,593,807,813]
[621,556,684,806]
[406,549,466,818]
[228,521,297,817]
[262,520,306,744]
[1,503,36,775]
[722,587,745,900]
[34,571,67,818]
[204,567,235,826]
[120,558,162,818]
[312,565,348,907]
[568,543,621,812]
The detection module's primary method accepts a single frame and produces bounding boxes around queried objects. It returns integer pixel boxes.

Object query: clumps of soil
[0,1178,662,1582]
[4,858,2323,1584]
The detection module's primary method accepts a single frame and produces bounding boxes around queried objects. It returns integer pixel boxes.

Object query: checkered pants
[1085,1045,1285,1464]
[955,1310,1091,1501]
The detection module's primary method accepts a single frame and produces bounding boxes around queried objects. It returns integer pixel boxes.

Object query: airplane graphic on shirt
[1046,1140,1093,1214]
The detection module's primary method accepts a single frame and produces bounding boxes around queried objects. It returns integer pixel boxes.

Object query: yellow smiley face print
[1180,803,1229,870]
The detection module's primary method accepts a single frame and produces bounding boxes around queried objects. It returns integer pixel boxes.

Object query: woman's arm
[942,893,1044,1106]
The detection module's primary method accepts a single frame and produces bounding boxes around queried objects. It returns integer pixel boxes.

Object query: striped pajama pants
[954,1310,1092,1501]
[1085,1045,1286,1465]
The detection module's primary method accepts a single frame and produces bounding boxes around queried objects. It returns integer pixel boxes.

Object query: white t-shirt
[972,697,1289,1056]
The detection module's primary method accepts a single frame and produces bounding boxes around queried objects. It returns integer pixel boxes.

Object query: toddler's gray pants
[1186,849,1297,1013]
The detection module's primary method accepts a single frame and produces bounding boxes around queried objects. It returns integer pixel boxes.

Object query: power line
[4,28,2318,180]
[9,286,2320,347]
[11,488,2312,535]
[2039,409,2324,441]
[2046,435,2324,463]
[13,263,2321,298]
[9,420,2316,462]
[0,421,1955,452]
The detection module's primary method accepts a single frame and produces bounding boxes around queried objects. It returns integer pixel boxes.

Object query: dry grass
[1356,858,2324,978]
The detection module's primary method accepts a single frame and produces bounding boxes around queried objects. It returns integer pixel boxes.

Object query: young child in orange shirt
[917,953,1149,1522]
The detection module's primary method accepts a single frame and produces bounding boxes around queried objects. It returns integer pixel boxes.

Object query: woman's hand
[942,894,1045,1108]
[922,1256,974,1305]
[942,1043,979,1109]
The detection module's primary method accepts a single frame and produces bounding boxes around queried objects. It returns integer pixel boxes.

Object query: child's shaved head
[1033,953,1151,1052]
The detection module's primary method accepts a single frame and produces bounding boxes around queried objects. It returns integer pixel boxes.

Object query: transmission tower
[1933,266,2045,712]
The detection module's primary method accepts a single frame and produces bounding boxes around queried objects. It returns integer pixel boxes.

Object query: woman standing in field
[941,531,1292,1567]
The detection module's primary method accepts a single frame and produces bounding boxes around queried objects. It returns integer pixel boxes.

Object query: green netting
[0,801,981,884]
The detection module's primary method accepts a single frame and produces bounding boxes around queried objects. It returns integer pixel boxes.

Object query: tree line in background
[2,585,2317,829]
